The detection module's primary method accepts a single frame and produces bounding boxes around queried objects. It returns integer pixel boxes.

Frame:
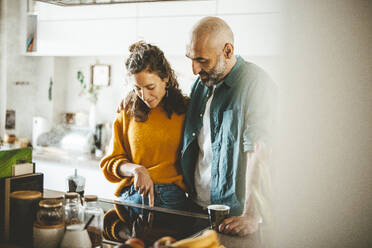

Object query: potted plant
[77,71,100,129]
[77,71,100,105]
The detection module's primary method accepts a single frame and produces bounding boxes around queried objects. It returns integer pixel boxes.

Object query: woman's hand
[118,162,155,207]
[133,166,155,207]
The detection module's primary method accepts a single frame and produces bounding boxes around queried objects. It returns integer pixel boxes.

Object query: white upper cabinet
[137,16,201,56]
[223,14,281,56]
[137,1,216,17]
[30,2,138,55]
[136,0,216,56]
[37,2,138,20]
[217,0,281,14]
[26,1,281,56]
[37,18,137,56]
[216,0,281,56]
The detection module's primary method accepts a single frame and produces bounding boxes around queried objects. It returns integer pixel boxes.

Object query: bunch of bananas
[153,230,225,248]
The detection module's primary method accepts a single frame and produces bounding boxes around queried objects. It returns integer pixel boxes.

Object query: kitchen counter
[33,147,101,165]
[32,148,266,247]
[43,190,264,248]
[1,189,265,248]
[33,147,117,199]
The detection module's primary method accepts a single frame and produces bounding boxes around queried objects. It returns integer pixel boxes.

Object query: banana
[171,229,221,248]
[153,236,177,248]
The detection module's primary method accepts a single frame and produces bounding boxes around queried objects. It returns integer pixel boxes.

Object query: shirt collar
[220,55,243,88]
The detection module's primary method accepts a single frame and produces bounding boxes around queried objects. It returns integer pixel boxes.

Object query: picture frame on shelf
[91,64,110,87]
[5,110,16,129]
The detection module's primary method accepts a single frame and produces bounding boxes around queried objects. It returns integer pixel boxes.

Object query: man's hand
[116,99,125,113]
[133,166,155,207]
[218,215,259,236]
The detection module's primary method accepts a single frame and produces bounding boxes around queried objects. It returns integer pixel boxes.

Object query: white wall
[1,0,54,140]
[274,0,372,247]
[54,56,127,125]
[51,54,279,129]
[0,0,6,140]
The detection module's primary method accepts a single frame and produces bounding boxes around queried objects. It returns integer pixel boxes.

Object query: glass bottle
[36,199,65,226]
[64,192,83,226]
[66,168,86,197]
[83,195,104,247]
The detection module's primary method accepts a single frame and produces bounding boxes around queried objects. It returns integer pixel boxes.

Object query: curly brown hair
[124,41,189,122]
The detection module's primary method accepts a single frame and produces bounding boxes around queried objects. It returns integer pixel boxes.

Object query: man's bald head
[191,16,234,50]
[186,17,237,87]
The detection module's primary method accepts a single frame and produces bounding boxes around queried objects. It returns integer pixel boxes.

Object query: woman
[100,41,189,210]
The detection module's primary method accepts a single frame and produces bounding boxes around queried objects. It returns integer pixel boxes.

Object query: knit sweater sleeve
[99,111,130,183]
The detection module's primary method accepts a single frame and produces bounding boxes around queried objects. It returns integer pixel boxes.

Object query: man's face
[186,38,227,87]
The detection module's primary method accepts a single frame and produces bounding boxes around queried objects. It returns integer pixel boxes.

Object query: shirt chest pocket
[221,109,237,142]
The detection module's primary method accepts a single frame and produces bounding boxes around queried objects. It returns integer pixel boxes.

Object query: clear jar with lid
[36,199,65,226]
[83,195,104,247]
[64,192,83,225]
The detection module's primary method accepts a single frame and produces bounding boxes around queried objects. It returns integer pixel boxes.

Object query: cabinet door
[34,2,138,55]
[137,16,202,56]
[137,0,216,17]
[222,13,281,56]
[38,18,137,55]
[37,2,137,20]
[217,0,281,14]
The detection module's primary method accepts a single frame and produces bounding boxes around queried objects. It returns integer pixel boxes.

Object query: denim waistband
[124,183,182,195]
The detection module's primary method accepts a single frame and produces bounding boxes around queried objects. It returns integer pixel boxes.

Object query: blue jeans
[118,184,187,211]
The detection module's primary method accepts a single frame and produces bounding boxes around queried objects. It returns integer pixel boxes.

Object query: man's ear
[223,43,234,59]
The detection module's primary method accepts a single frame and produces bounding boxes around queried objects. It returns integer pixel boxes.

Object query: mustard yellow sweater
[100,106,186,197]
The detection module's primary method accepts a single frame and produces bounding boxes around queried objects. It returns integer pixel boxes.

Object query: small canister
[64,192,83,225]
[10,190,42,246]
[83,195,104,247]
[36,199,65,226]
[33,199,65,248]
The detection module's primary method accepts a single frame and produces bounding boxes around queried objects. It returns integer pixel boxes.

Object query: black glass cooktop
[98,199,210,247]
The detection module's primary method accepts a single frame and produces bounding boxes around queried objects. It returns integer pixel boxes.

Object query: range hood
[35,0,209,6]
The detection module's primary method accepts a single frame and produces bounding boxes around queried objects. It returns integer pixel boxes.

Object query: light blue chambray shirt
[180,56,277,215]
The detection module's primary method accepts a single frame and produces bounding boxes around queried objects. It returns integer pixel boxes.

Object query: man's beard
[200,55,227,87]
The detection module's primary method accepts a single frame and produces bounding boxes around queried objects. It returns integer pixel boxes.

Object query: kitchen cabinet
[24,0,281,56]
[217,0,281,14]
[137,0,216,17]
[223,13,281,56]
[25,1,217,56]
[35,18,137,56]
[137,16,201,56]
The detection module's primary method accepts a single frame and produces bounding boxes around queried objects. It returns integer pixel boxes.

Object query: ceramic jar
[60,224,92,248]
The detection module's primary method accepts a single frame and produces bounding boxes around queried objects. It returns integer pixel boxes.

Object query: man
[181,16,277,236]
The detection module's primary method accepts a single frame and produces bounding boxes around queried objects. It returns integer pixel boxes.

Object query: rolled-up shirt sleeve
[243,75,277,152]
[100,111,130,183]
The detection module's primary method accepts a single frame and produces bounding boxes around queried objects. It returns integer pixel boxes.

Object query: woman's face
[132,70,167,109]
